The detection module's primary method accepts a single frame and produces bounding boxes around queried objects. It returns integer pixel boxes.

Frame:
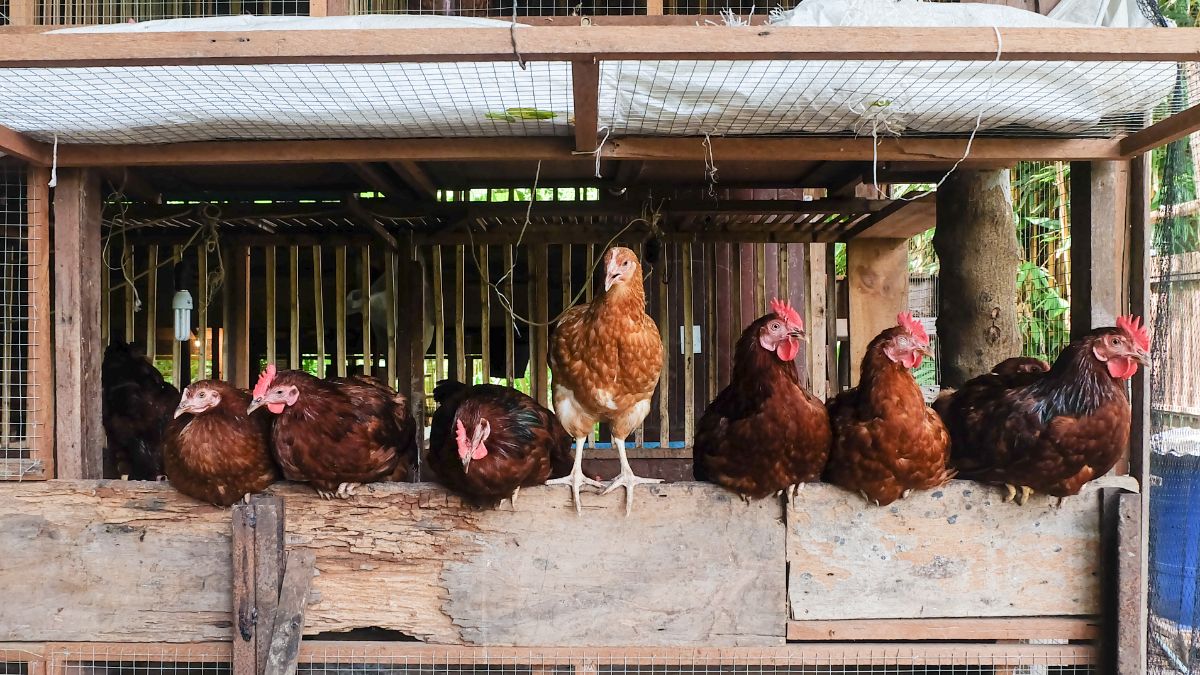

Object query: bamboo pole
[682,242,695,448]
[124,241,136,344]
[658,245,670,450]
[361,246,372,377]
[335,246,347,378]
[503,245,515,387]
[289,245,300,370]
[455,245,466,383]
[385,251,398,389]
[145,245,158,362]
[172,245,183,387]
[432,246,445,382]
[531,245,550,407]
[479,245,490,384]
[198,246,208,379]
[705,243,718,402]
[265,246,277,368]
[101,244,110,348]
[313,247,326,377]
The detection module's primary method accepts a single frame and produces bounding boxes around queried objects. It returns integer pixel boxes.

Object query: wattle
[1106,356,1138,380]
[777,337,800,363]
[268,403,286,414]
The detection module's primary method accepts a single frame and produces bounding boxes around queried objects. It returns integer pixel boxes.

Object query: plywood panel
[0,481,784,646]
[787,481,1102,620]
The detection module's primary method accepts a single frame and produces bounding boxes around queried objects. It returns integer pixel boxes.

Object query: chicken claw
[316,489,334,500]
[602,469,662,516]
[546,438,604,514]
[509,486,521,511]
[1003,483,1034,505]
[334,482,360,499]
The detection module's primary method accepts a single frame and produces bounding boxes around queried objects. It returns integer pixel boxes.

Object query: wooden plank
[264,550,316,675]
[25,167,53,480]
[571,60,600,153]
[805,244,828,399]
[681,242,694,447]
[7,0,39,26]
[228,245,251,389]
[265,246,277,368]
[144,245,158,363]
[52,169,103,479]
[100,241,110,348]
[334,246,347,378]
[252,495,285,675]
[361,246,372,376]
[504,246,516,387]
[786,617,1099,641]
[1071,161,1130,337]
[197,246,208,379]
[657,254,670,449]
[387,160,438,201]
[454,245,466,383]
[846,195,936,240]
[0,481,785,645]
[171,245,183,387]
[531,245,550,407]
[7,27,1200,69]
[705,244,718,402]
[312,247,325,377]
[1120,103,1200,157]
[787,481,1106,620]
[230,503,257,675]
[845,238,908,386]
[479,245,490,383]
[405,249,426,462]
[385,251,398,389]
[1116,491,1145,675]
[122,242,135,344]
[0,124,50,166]
[432,246,445,383]
[54,137,1124,168]
[288,246,300,370]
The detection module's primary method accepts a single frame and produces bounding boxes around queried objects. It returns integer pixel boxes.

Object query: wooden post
[805,243,829,399]
[264,549,317,675]
[266,246,277,368]
[1070,161,1130,338]
[27,166,54,478]
[231,503,257,675]
[53,169,103,479]
[932,169,1022,387]
[252,495,285,675]
[9,0,38,25]
[334,246,348,378]
[145,245,158,363]
[846,238,908,386]
[227,245,251,389]
[531,244,550,407]
[289,246,300,370]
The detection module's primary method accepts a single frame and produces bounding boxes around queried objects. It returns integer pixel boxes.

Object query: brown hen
[693,299,831,500]
[164,380,278,507]
[939,316,1149,505]
[825,313,953,506]
[248,366,417,499]
[548,246,663,514]
[428,380,572,508]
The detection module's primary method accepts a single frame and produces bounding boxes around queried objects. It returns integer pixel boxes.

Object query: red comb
[1117,315,1150,351]
[898,312,929,345]
[770,297,803,330]
[253,364,277,399]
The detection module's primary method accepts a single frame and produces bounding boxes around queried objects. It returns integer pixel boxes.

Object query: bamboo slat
[705,244,719,401]
[479,245,490,383]
[145,245,158,362]
[503,245,515,387]
[313,247,326,378]
[335,246,347,378]
[658,248,670,450]
[198,246,208,379]
[755,243,767,314]
[100,245,110,348]
[682,242,695,447]
[289,245,300,370]
[432,246,445,382]
[455,245,466,383]
[123,241,135,344]
[265,246,276,368]
[531,245,550,407]
[361,246,372,377]
[171,245,183,387]
[384,251,398,390]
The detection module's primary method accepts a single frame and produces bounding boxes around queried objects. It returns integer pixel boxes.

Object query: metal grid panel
[36,0,307,26]
[346,0,646,16]
[1012,161,1071,363]
[0,62,574,144]
[0,163,47,481]
[600,59,1177,138]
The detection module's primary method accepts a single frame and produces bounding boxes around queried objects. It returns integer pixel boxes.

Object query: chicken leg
[546,436,604,513]
[601,436,662,516]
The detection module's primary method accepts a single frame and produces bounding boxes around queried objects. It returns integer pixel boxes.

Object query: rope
[510,0,526,70]
[571,126,612,179]
[47,135,58,189]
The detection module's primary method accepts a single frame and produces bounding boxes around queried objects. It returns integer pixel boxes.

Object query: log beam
[846,238,908,386]
[932,169,1021,387]
[1070,161,1129,338]
[387,160,438,201]
[27,166,54,480]
[52,169,104,479]
[0,124,51,166]
[571,60,600,153]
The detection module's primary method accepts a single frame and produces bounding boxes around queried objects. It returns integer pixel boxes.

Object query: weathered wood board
[0,480,785,646]
[787,481,1102,620]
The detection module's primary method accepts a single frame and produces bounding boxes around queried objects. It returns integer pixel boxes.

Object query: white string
[47,135,57,188]
[702,132,719,197]
[867,25,1004,202]
[571,126,611,179]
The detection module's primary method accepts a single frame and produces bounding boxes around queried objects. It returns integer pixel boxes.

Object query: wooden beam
[54,136,1123,167]
[1070,160,1129,338]
[1116,492,1146,675]
[227,244,251,389]
[0,124,51,166]
[3,27,1200,68]
[231,503,257,675]
[251,495,285,675]
[348,162,401,198]
[571,60,600,153]
[1120,103,1200,157]
[786,617,1099,642]
[27,166,54,479]
[7,0,39,26]
[53,168,103,479]
[841,194,935,239]
[264,549,316,675]
[100,167,161,204]
[846,238,908,386]
[387,160,438,201]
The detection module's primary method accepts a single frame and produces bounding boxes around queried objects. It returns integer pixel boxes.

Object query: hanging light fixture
[172,289,193,342]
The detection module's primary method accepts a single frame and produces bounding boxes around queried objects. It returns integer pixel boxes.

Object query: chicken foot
[315,482,361,500]
[1003,483,1034,506]
[508,486,521,511]
[546,437,605,514]
[601,437,662,516]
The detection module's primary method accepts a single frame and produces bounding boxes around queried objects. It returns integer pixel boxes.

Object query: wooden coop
[0,3,1191,674]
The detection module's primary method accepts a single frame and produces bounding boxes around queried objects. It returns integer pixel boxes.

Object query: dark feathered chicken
[102,341,179,480]
[693,299,831,500]
[427,380,572,508]
[247,366,417,499]
[938,316,1150,505]
[824,313,953,506]
[164,380,278,507]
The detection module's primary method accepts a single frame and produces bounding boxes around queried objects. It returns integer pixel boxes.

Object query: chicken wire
[38,644,1099,675]
[0,163,45,481]
[34,0,308,26]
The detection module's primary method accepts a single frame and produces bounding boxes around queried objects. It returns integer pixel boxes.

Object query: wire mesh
[36,0,307,25]
[1012,161,1072,364]
[0,57,1189,145]
[345,0,646,16]
[0,163,44,481]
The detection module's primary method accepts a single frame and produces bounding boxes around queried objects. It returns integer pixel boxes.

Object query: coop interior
[1,1,1196,672]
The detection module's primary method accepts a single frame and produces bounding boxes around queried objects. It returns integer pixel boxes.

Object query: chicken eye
[622,261,630,268]
[198,392,206,398]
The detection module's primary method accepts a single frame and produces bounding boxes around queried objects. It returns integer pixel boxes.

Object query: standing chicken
[427,380,572,508]
[548,246,663,514]
[164,378,278,507]
[693,299,831,500]
[824,313,953,506]
[248,366,416,499]
[102,341,179,480]
[938,316,1150,505]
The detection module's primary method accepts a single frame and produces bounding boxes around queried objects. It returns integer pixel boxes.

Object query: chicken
[933,356,1050,413]
[938,316,1150,505]
[247,366,417,499]
[693,299,831,500]
[102,341,179,480]
[548,246,663,514]
[427,380,572,508]
[824,313,954,506]
[164,379,278,507]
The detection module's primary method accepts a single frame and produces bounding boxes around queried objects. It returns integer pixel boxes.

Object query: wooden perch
[346,195,401,252]
[266,550,317,675]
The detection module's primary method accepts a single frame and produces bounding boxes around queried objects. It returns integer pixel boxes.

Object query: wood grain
[787,481,1102,620]
[845,238,908,386]
[26,166,53,479]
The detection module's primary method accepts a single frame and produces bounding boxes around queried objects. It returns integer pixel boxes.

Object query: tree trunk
[933,169,1021,388]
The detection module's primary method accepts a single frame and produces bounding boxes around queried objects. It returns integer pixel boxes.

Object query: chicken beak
[604,273,618,292]
[461,454,472,473]
[173,403,189,419]
[246,398,264,414]
[788,327,806,340]
[1132,348,1151,366]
